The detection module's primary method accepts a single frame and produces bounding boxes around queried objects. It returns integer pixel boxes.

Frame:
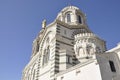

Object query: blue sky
[0,0,120,80]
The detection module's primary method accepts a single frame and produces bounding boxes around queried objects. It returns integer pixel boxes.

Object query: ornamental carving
[86,44,94,55]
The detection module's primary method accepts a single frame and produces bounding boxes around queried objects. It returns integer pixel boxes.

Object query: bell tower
[56,6,106,63]
[22,5,108,80]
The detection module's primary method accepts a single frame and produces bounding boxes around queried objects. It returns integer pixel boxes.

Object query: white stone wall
[39,63,51,80]
[108,43,120,61]
[107,43,120,80]
[56,60,102,80]
[96,54,113,80]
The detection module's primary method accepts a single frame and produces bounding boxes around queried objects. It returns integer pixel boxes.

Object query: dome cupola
[56,6,87,25]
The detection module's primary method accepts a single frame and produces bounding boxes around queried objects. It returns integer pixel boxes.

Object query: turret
[74,33,106,62]
[56,6,87,26]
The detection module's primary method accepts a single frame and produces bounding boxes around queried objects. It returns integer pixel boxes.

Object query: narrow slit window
[109,61,116,72]
[78,15,82,24]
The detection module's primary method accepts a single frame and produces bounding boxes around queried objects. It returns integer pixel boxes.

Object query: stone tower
[22,6,120,80]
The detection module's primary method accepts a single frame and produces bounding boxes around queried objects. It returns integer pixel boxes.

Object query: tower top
[56,6,86,26]
[61,6,79,12]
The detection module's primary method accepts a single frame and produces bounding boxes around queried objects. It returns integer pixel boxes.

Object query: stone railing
[75,33,96,39]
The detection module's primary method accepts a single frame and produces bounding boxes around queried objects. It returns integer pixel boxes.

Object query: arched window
[42,46,50,66]
[44,49,47,63]
[46,46,50,61]
[86,45,93,55]
[78,47,84,56]
[67,13,71,22]
[42,54,45,65]
[78,15,82,24]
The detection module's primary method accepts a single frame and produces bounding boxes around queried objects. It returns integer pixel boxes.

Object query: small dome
[56,6,86,25]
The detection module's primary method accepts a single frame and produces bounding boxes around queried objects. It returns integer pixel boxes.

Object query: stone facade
[21,6,120,80]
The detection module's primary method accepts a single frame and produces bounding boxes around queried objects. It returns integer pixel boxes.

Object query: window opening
[67,56,72,64]
[78,15,82,24]
[67,13,71,22]
[109,60,116,72]
[42,46,50,66]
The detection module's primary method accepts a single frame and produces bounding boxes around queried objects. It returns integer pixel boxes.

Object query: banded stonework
[22,6,120,80]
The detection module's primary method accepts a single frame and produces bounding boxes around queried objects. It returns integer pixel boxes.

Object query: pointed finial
[42,19,46,29]
[68,0,72,7]
[68,2,71,7]
[68,3,73,9]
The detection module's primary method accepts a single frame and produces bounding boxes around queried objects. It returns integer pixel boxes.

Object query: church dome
[56,6,86,25]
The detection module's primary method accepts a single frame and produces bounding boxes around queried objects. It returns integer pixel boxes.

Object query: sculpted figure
[42,19,46,29]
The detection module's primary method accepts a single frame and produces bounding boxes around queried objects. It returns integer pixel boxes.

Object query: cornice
[107,45,120,52]
[55,19,90,30]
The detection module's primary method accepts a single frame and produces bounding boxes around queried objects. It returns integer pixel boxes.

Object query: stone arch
[78,47,85,57]
[30,63,37,80]
[77,15,82,24]
[65,11,73,23]
[86,44,94,55]
[40,31,52,54]
[43,46,50,65]
[40,31,52,66]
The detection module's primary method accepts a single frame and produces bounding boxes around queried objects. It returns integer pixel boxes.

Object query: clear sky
[0,0,120,80]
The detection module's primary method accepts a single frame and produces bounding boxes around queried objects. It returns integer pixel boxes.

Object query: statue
[42,19,46,29]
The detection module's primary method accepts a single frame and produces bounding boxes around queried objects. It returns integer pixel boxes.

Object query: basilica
[21,6,120,80]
